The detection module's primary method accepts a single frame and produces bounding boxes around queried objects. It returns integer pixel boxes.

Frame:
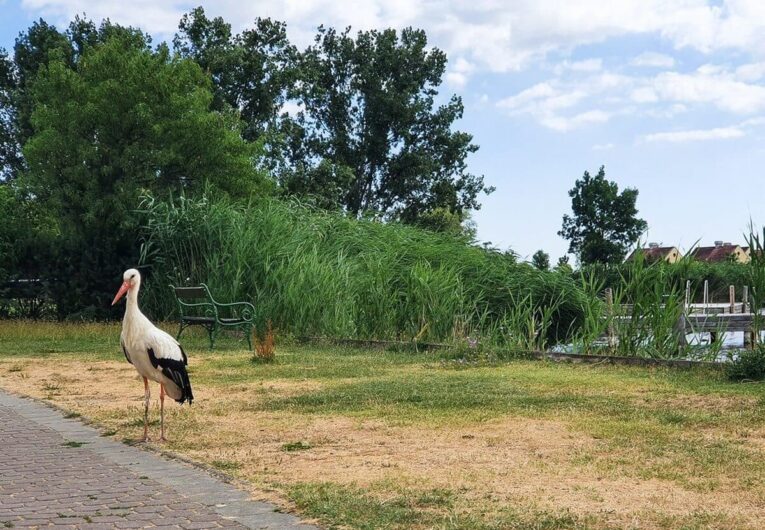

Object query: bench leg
[208,325,217,350]
[176,322,186,341]
[245,325,252,351]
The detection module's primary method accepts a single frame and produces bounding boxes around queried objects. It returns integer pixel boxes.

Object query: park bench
[171,283,255,350]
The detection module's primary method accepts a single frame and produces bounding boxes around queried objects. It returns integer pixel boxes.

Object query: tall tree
[282,25,491,223]
[0,49,21,180]
[558,166,647,265]
[4,17,152,180]
[13,19,74,147]
[173,7,297,141]
[22,33,268,317]
[531,250,550,271]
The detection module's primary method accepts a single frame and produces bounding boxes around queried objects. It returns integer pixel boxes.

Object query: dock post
[673,312,688,351]
[685,280,691,312]
[743,286,749,313]
[703,280,709,309]
[744,329,754,349]
[729,285,735,314]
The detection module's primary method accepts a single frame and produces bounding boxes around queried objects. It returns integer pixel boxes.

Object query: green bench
[171,283,255,350]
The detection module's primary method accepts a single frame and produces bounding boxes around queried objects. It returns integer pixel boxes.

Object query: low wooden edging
[527,351,724,369]
[298,336,450,350]
[300,336,724,369]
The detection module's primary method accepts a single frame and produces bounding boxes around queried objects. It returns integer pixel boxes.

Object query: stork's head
[111,268,141,305]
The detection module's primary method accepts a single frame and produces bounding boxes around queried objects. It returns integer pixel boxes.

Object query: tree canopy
[0,12,494,318]
[173,8,297,141]
[558,166,647,265]
[19,30,268,317]
[531,250,550,271]
[280,25,491,224]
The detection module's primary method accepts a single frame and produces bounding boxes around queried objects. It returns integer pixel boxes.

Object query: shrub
[726,348,765,382]
[254,320,276,363]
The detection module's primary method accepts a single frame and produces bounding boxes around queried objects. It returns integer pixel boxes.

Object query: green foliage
[725,348,765,381]
[531,250,550,271]
[12,19,75,149]
[173,7,297,140]
[280,25,492,223]
[0,48,21,180]
[607,253,689,358]
[559,166,647,265]
[412,206,476,239]
[744,224,765,339]
[19,32,269,318]
[0,182,58,317]
[581,260,751,303]
[139,193,586,346]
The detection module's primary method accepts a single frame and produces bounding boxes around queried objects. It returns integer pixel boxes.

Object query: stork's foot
[158,436,168,443]
[139,435,151,443]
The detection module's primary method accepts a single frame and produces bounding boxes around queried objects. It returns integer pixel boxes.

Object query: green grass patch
[211,459,242,471]
[288,482,611,530]
[282,441,312,452]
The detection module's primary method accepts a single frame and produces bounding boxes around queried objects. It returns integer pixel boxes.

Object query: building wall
[665,249,681,264]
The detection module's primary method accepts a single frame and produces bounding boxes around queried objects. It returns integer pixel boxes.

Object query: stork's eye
[130,274,136,279]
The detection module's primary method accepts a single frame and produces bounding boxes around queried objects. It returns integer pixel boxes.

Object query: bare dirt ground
[1,356,763,529]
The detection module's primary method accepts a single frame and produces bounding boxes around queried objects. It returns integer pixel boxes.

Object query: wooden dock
[605,284,763,348]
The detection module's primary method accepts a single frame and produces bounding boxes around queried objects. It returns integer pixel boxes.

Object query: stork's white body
[113,268,193,441]
[121,303,186,401]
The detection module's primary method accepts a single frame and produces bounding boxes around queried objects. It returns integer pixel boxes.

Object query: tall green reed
[745,224,765,344]
[137,192,587,347]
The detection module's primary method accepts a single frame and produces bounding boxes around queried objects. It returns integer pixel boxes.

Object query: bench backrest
[173,286,208,300]
[171,285,216,318]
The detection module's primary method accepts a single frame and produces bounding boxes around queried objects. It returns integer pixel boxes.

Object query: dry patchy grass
[1,321,765,529]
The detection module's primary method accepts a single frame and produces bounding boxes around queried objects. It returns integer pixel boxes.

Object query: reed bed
[137,193,587,347]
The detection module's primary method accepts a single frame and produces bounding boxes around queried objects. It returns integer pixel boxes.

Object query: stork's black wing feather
[121,339,133,365]
[147,347,194,405]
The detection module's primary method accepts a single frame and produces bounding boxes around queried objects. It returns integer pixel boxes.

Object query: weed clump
[726,348,765,381]
[253,320,275,363]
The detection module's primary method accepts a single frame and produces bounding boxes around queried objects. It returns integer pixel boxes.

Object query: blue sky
[2,0,765,263]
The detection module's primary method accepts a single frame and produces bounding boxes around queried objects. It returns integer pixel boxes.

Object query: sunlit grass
[1,321,765,529]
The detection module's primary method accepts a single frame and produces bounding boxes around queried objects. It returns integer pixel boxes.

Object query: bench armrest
[199,284,255,322]
[212,301,255,322]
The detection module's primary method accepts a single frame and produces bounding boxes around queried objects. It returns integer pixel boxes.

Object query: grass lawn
[1,321,764,529]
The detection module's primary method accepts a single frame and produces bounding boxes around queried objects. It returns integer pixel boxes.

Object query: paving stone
[0,390,319,530]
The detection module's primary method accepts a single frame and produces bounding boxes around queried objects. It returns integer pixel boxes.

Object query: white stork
[111,268,194,442]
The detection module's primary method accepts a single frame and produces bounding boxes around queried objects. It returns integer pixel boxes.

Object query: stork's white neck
[122,284,146,331]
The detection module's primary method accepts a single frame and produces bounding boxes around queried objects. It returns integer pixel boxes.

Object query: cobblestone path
[0,390,318,530]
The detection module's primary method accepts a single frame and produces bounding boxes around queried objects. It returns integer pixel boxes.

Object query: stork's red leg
[142,377,150,442]
[159,384,167,442]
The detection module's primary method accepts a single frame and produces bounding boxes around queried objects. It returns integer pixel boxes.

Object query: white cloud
[592,142,614,150]
[21,0,765,85]
[21,0,185,36]
[21,0,765,123]
[630,86,659,103]
[631,52,675,68]
[642,127,745,143]
[541,110,610,131]
[648,70,765,113]
[446,57,475,88]
[735,62,765,81]
[280,100,304,116]
[554,58,603,74]
[497,71,632,131]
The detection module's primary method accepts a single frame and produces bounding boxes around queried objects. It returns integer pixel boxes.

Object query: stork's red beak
[111,281,130,306]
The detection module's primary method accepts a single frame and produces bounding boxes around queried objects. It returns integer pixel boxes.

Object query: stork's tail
[175,367,194,405]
